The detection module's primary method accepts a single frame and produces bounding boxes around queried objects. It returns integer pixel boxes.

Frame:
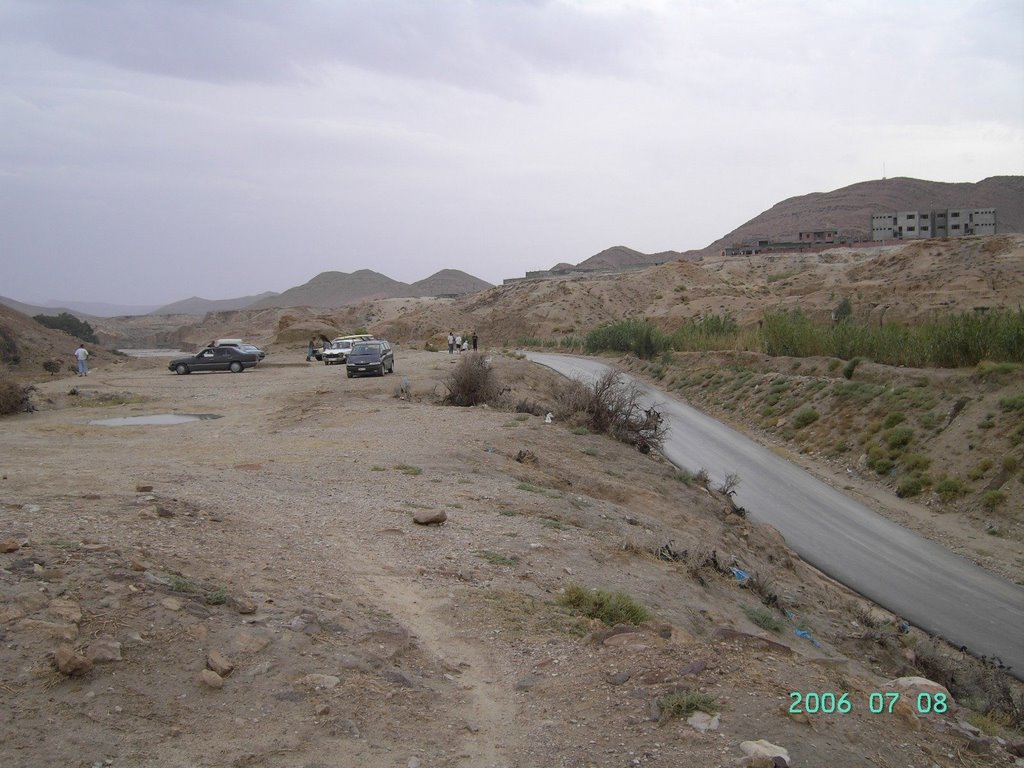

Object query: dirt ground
[1,350,1021,767]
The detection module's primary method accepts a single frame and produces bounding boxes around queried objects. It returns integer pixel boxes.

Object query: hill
[706,175,1024,254]
[247,270,415,310]
[0,303,120,377]
[151,292,279,315]
[410,269,492,297]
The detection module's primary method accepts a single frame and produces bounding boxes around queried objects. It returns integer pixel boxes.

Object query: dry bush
[0,371,35,416]
[553,370,667,452]
[443,353,500,407]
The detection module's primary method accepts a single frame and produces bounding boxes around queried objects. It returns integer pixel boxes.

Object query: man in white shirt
[74,345,89,376]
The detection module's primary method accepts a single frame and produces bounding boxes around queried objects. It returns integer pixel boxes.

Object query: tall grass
[582,310,1023,368]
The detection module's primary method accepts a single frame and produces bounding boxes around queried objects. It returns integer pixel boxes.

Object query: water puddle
[89,413,223,426]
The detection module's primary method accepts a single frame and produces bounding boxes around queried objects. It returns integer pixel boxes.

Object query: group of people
[447,331,478,354]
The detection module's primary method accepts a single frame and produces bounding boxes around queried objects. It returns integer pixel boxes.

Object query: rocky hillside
[410,269,493,296]
[706,176,1024,253]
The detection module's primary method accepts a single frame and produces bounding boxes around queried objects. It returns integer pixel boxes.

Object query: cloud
[2,0,653,97]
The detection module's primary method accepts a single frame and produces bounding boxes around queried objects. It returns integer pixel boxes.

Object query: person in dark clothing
[471,332,478,351]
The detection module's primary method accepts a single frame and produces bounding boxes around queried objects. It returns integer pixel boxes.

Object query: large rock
[413,509,447,525]
[55,644,93,676]
[47,598,82,624]
[740,740,790,763]
[207,650,234,676]
[18,619,78,642]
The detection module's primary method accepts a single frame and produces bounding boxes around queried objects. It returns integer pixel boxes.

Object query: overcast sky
[2,0,1022,306]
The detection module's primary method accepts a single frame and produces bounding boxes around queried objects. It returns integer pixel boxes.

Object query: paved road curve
[527,352,1024,678]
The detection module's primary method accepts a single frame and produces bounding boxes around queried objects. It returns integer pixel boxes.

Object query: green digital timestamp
[788,691,949,715]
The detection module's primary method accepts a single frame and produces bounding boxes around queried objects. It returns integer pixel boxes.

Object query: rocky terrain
[2,351,1022,767]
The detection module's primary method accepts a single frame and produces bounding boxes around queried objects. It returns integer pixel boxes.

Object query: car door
[194,349,217,371]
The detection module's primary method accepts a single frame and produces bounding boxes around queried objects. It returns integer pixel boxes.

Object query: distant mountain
[573,245,682,272]
[247,270,415,310]
[410,269,492,297]
[705,175,1024,254]
[152,292,279,315]
[0,295,64,318]
[41,300,158,317]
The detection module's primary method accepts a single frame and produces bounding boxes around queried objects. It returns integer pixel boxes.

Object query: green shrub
[743,605,784,633]
[0,372,34,416]
[1000,395,1024,412]
[968,459,993,482]
[657,691,719,721]
[584,319,668,359]
[897,476,924,498]
[981,491,1007,511]
[883,413,906,429]
[901,453,931,472]
[558,583,650,625]
[793,409,820,429]
[936,477,968,502]
[443,353,499,406]
[884,426,914,449]
[843,357,862,380]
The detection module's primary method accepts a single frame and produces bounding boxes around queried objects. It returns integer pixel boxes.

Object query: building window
[952,224,960,230]
[951,212,960,218]
[907,214,916,219]
[907,226,916,232]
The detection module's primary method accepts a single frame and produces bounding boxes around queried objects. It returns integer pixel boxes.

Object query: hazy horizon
[3,0,1022,306]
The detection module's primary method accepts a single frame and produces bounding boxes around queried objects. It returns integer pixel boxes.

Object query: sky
[1,0,1023,307]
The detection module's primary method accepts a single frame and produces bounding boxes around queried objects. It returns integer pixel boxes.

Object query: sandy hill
[0,295,83,319]
[0,303,120,377]
[410,269,492,296]
[151,292,279,315]
[707,175,1024,253]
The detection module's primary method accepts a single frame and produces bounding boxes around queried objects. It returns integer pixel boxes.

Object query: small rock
[413,509,447,525]
[0,538,22,553]
[408,759,421,768]
[229,595,257,614]
[23,504,41,513]
[160,597,183,612]
[298,674,340,689]
[135,484,153,493]
[155,506,175,518]
[86,637,122,663]
[315,704,330,716]
[605,671,631,686]
[381,669,416,688]
[207,650,234,676]
[130,559,149,572]
[232,630,271,654]
[740,740,790,763]
[687,712,720,732]
[55,644,93,676]
[679,660,708,677]
[514,675,541,691]
[198,669,223,689]
[47,598,83,624]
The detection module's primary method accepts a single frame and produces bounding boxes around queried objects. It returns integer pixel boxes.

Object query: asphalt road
[526,352,1024,678]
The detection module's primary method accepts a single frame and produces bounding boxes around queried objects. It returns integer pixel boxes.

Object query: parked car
[168,347,258,375]
[346,340,394,378]
[322,334,373,365]
[239,344,266,361]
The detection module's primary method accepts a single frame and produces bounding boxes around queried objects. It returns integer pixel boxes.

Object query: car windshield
[352,344,380,355]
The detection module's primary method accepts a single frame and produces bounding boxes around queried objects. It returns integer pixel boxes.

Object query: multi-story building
[871,208,996,240]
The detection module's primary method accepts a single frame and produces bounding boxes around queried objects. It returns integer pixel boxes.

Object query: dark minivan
[345,340,394,378]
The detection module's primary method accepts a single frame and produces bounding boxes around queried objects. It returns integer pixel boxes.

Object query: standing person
[455,333,462,353]
[471,332,478,351]
[447,331,455,354]
[306,336,315,362]
[462,338,469,353]
[74,344,89,376]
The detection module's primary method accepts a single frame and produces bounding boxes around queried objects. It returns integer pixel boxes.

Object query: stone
[47,598,83,624]
[0,538,21,553]
[514,676,542,691]
[381,670,416,688]
[413,509,447,525]
[297,674,340,689]
[23,504,41,513]
[55,644,93,676]
[16,591,49,612]
[160,597,183,612]
[198,669,223,689]
[207,650,234,676]
[155,506,174,518]
[687,712,720,732]
[892,696,921,730]
[740,740,790,763]
[0,604,26,622]
[86,638,122,663]
[232,630,271,654]
[679,660,708,677]
[18,619,78,642]
[605,671,631,686]
[135,484,153,492]
[130,559,149,572]
[229,595,257,614]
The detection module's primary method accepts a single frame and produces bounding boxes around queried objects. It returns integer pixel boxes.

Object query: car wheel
[346,370,353,378]
[175,364,189,375]
[229,361,243,373]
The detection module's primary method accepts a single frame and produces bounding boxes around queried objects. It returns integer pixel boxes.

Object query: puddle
[89,413,223,426]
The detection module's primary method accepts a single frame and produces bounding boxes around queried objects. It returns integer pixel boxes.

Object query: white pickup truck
[321,335,372,365]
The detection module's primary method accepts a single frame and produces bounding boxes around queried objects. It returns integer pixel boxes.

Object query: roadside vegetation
[0,370,34,416]
[520,309,1024,369]
[32,312,99,344]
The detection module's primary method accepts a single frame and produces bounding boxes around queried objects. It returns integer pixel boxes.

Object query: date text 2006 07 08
[789,691,949,716]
